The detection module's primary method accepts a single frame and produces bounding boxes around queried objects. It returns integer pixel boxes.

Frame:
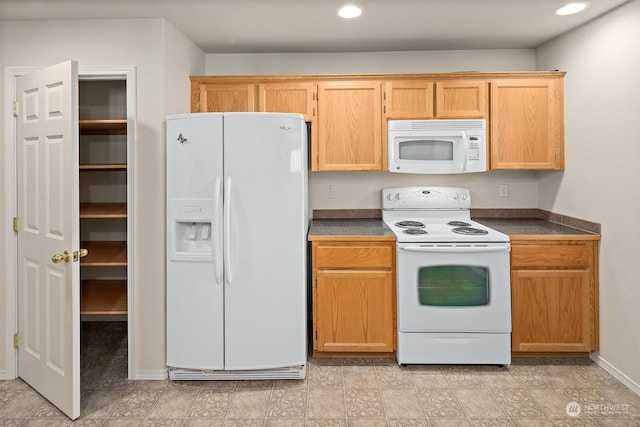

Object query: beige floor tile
[417,389,465,417]
[226,389,271,419]
[147,388,199,419]
[381,389,425,419]
[510,418,555,427]
[267,389,306,418]
[307,389,345,419]
[454,387,506,418]
[80,388,129,419]
[411,372,451,389]
[428,418,472,427]
[467,418,514,426]
[188,390,234,418]
[375,365,413,389]
[387,419,430,426]
[308,366,344,389]
[491,388,546,417]
[346,418,388,426]
[342,366,378,389]
[344,389,384,418]
[182,419,225,427]
[528,388,586,418]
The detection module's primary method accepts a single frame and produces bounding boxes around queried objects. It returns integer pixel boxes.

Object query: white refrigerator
[166,112,308,380]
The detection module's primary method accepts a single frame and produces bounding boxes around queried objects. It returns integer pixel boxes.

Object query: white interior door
[16,60,81,420]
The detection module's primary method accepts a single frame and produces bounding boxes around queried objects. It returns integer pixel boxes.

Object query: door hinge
[13,333,19,349]
[315,330,318,341]
[13,217,19,232]
[12,101,19,117]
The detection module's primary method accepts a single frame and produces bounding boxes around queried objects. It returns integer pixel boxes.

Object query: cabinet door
[384,81,434,119]
[194,83,256,112]
[435,80,487,118]
[316,82,383,171]
[315,270,394,352]
[258,82,316,121]
[490,78,564,170]
[511,269,591,352]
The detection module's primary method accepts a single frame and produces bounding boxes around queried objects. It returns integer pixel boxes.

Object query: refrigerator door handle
[224,176,232,285]
[214,176,223,285]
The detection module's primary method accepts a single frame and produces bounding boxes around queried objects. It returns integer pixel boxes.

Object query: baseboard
[591,352,640,397]
[134,369,168,380]
[0,370,11,381]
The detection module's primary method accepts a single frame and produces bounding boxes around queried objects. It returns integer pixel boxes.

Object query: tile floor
[1,322,639,426]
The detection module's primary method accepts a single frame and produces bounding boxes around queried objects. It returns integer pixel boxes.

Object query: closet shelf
[81,280,127,315]
[79,164,127,171]
[80,119,127,135]
[81,241,127,266]
[80,203,127,219]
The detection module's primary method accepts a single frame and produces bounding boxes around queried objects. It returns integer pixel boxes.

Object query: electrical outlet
[329,185,338,199]
[498,184,509,198]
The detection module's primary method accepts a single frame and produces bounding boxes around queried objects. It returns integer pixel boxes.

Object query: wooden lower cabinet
[510,239,599,354]
[312,240,396,353]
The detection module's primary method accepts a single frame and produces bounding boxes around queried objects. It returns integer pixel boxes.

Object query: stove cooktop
[381,186,510,243]
[384,217,509,243]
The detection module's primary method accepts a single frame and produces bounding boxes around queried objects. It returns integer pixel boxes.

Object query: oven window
[417,265,489,306]
[398,139,453,161]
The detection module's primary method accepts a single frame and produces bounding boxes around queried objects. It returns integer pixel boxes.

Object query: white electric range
[382,186,512,365]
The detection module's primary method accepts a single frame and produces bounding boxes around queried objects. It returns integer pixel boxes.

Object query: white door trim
[3,65,137,380]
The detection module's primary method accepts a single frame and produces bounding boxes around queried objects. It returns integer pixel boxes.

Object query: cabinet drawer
[511,243,592,269]
[315,244,394,269]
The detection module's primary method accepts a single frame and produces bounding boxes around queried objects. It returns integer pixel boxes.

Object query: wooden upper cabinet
[435,80,487,118]
[316,81,383,171]
[192,83,256,112]
[490,78,564,170]
[384,81,434,119]
[258,82,316,121]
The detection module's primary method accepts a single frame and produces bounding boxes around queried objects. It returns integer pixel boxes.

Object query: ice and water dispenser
[168,200,214,262]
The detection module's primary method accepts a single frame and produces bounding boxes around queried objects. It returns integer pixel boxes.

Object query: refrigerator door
[223,113,308,370]
[166,113,225,370]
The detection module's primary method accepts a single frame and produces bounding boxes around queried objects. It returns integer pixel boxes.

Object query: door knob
[51,249,89,263]
[74,249,89,262]
[52,251,72,263]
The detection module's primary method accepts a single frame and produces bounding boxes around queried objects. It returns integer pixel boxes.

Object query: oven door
[397,243,511,332]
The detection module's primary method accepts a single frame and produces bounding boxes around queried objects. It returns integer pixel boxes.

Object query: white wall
[536,0,640,389]
[0,18,204,378]
[206,49,540,212]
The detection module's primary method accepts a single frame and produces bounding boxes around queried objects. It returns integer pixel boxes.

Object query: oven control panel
[383,186,471,210]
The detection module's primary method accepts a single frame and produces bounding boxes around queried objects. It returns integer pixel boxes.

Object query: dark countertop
[308,219,396,241]
[308,215,600,242]
[474,218,600,240]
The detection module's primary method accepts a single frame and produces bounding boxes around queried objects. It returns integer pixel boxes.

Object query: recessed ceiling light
[338,4,362,19]
[555,2,590,16]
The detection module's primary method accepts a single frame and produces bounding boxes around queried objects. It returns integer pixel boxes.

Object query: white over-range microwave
[388,119,487,174]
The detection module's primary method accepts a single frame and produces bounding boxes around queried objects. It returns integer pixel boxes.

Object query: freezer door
[166,113,225,370]
[223,113,308,370]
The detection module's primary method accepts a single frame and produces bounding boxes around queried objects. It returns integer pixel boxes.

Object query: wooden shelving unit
[81,280,128,315]
[80,119,127,135]
[79,164,127,171]
[79,82,128,317]
[81,241,127,266]
[80,202,127,219]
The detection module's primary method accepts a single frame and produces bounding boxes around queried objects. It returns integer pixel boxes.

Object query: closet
[78,79,129,321]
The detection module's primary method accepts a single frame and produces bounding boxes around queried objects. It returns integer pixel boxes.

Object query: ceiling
[0,0,630,53]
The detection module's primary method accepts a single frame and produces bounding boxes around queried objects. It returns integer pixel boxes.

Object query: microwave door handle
[459,131,468,172]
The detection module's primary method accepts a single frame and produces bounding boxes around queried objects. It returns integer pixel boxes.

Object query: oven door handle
[400,245,510,253]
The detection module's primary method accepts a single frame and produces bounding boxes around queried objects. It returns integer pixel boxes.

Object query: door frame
[3,65,137,380]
